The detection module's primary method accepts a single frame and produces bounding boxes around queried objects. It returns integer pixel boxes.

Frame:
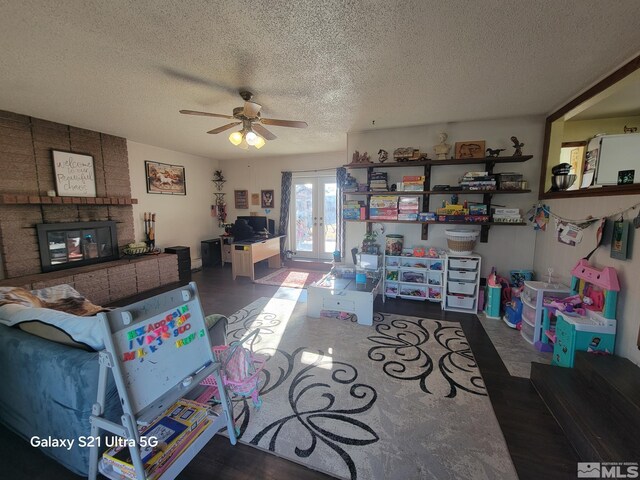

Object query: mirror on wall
[540,54,640,199]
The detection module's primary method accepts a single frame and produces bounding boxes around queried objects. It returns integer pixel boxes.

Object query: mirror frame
[539,53,640,200]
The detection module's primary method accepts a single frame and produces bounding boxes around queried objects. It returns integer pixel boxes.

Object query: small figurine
[511,136,524,156]
[486,148,505,157]
[433,132,451,160]
[378,149,389,163]
[351,151,371,164]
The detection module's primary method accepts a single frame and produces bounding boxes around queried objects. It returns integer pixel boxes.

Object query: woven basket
[445,229,479,255]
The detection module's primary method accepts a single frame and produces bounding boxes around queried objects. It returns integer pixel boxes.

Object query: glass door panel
[291,176,336,260]
[293,181,314,254]
[321,179,337,256]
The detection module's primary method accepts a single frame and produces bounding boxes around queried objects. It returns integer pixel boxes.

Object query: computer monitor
[237,216,275,236]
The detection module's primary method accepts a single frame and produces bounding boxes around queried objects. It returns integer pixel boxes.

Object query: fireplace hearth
[36,221,119,272]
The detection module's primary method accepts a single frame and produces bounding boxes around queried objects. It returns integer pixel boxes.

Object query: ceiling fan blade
[207,122,241,134]
[253,123,277,140]
[243,101,262,118]
[179,109,234,119]
[261,118,308,128]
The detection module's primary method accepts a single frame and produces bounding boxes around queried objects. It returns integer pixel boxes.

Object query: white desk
[231,236,283,281]
[307,273,381,326]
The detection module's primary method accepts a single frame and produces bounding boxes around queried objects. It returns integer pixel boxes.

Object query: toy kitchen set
[548,259,619,368]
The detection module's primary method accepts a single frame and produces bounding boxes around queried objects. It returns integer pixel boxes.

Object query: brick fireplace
[0,110,178,303]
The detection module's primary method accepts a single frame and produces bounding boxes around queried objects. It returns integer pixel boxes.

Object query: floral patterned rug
[253,268,326,288]
[210,296,517,480]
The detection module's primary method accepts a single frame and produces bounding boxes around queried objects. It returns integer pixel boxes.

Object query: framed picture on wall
[261,189,274,208]
[251,193,259,205]
[234,190,249,209]
[52,150,97,197]
[145,161,186,195]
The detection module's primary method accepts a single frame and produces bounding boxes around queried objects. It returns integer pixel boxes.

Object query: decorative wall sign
[454,141,486,159]
[261,189,274,208]
[145,161,186,195]
[52,150,97,197]
[610,220,629,260]
[251,193,260,205]
[234,190,249,209]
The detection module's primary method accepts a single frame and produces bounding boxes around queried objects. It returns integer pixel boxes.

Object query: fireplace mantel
[0,194,138,205]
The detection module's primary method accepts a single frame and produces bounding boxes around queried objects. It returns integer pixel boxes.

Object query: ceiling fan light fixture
[245,130,258,146]
[254,136,266,149]
[229,131,243,146]
[238,138,249,150]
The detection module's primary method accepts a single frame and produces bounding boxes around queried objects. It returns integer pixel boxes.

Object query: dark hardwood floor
[0,263,579,479]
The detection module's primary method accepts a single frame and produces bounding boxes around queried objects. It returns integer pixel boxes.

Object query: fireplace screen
[37,221,119,272]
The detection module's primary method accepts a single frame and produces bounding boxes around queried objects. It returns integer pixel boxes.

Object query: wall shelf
[344,154,532,242]
[346,219,527,226]
[344,189,531,196]
[343,155,532,169]
[0,194,138,205]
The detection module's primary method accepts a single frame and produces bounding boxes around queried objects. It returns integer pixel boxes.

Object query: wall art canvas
[235,190,249,209]
[145,161,186,195]
[52,150,97,197]
[261,189,274,208]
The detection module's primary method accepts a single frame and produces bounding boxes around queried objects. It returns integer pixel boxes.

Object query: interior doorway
[290,174,337,260]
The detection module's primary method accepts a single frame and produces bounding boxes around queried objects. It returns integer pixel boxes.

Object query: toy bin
[448,281,476,295]
[447,294,475,310]
[448,269,477,281]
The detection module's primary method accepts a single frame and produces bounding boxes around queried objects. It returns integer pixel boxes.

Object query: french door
[290,175,337,260]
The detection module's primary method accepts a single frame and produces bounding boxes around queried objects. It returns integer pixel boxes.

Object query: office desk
[231,235,283,281]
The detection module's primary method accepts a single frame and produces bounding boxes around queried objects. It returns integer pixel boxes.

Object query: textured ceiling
[1,0,640,159]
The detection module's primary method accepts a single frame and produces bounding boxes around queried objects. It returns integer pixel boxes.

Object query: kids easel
[88,282,237,480]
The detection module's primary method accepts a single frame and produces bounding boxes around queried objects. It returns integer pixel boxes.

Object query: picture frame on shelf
[234,190,249,209]
[454,141,486,159]
[52,150,97,197]
[145,161,186,195]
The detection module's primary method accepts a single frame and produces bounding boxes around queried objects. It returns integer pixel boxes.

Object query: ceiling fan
[180,91,308,149]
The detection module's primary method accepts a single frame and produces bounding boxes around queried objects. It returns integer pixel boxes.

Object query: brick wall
[0,255,180,305]
[0,109,135,278]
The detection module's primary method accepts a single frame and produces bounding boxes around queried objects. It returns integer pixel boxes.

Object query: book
[102,399,210,478]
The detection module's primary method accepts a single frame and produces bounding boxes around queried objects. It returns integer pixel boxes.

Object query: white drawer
[521,320,534,343]
[448,269,477,282]
[446,294,475,310]
[322,297,355,311]
[448,258,479,270]
[447,281,476,295]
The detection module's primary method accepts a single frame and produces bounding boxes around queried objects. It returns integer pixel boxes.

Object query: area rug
[254,268,326,288]
[208,297,517,480]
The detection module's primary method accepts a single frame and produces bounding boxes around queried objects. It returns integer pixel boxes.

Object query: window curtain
[278,171,292,256]
[336,167,347,259]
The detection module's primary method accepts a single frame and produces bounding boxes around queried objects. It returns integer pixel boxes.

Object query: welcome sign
[52,150,97,197]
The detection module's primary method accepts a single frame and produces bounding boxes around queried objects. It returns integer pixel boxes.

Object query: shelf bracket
[480,225,490,243]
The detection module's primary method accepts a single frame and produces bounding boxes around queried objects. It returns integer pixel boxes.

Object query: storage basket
[445,229,479,255]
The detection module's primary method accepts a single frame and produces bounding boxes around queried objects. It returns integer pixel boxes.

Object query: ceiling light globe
[229,131,243,146]
[245,131,258,146]
[238,138,249,150]
[254,136,266,149]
